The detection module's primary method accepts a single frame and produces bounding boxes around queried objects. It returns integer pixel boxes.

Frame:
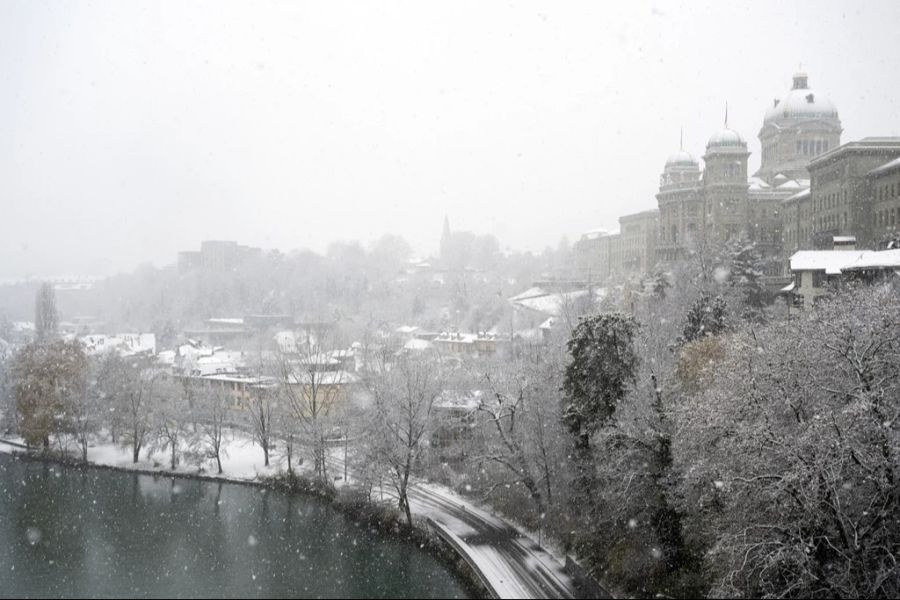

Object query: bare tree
[246,381,277,467]
[196,384,229,474]
[67,356,103,462]
[150,377,194,470]
[276,325,347,483]
[109,356,163,464]
[244,335,277,467]
[472,354,566,517]
[274,400,299,476]
[367,351,445,525]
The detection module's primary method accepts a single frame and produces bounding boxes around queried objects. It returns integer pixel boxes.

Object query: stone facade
[574,72,899,284]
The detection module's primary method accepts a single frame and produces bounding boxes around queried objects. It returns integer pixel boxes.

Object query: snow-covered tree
[366,351,445,525]
[196,384,229,474]
[276,326,347,483]
[106,355,163,464]
[472,353,566,519]
[150,377,194,470]
[679,292,728,345]
[671,282,900,598]
[562,312,639,450]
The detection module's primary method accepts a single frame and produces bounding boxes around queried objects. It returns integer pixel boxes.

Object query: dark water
[0,454,468,598]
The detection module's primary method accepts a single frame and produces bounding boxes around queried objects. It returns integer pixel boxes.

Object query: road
[328,448,610,599]
[406,482,582,599]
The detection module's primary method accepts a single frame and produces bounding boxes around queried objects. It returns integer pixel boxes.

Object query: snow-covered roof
[869,156,900,178]
[199,374,277,386]
[81,333,156,357]
[786,188,811,202]
[403,338,433,351]
[156,350,176,365]
[764,76,839,124]
[748,177,771,190]
[207,317,244,325]
[286,370,358,386]
[791,249,900,275]
[508,286,548,302]
[434,332,477,344]
[843,249,900,271]
[396,325,419,334]
[665,150,698,167]
[512,288,605,316]
[790,250,868,275]
[776,179,803,190]
[435,390,482,411]
[707,127,745,149]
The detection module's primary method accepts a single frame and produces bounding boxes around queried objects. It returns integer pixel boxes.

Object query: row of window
[875,206,899,228]
[797,139,830,157]
[816,189,848,211]
[815,212,848,231]
[721,164,743,178]
[876,181,899,201]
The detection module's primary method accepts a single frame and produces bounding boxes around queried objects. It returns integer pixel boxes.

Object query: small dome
[707,127,745,149]
[764,73,839,124]
[665,150,698,167]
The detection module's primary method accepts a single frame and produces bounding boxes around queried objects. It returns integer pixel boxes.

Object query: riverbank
[0,451,474,599]
[0,429,587,598]
[0,439,489,599]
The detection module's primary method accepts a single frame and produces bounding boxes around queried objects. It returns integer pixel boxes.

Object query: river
[0,454,469,598]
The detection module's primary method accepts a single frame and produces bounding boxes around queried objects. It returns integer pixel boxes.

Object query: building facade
[575,71,899,283]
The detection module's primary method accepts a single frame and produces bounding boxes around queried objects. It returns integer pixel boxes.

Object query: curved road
[407,483,581,599]
[326,449,610,599]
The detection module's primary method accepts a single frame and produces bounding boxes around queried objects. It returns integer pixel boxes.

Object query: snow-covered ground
[0,429,291,484]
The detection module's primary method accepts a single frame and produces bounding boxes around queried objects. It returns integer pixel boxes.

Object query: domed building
[656,141,704,262]
[755,72,842,184]
[576,70,873,284]
[702,125,753,244]
[656,115,793,266]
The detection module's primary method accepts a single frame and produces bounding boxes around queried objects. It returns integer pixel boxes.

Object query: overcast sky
[1,0,899,277]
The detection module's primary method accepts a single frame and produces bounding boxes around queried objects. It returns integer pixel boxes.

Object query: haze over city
[5,2,900,600]
[2,0,899,278]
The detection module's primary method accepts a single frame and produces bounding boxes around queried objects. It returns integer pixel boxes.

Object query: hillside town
[3,2,900,600]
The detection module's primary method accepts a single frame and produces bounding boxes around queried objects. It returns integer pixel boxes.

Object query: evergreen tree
[562,312,639,450]
[721,235,768,318]
[679,292,728,345]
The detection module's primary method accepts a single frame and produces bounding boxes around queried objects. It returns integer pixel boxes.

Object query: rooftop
[789,249,900,275]
[789,250,867,275]
[869,156,900,178]
[763,73,839,125]
[808,137,900,170]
